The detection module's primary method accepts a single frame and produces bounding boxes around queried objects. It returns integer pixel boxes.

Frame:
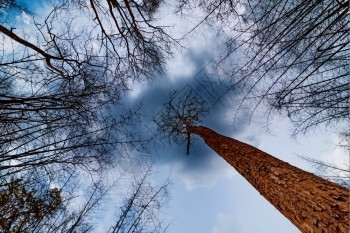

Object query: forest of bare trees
[0,0,173,231]
[0,166,170,232]
[0,0,348,232]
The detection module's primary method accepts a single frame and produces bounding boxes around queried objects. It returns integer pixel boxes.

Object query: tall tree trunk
[188,126,349,233]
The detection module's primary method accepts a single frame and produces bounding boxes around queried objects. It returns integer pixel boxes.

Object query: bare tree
[108,166,170,233]
[177,0,349,137]
[155,90,208,155]
[0,2,173,231]
[0,0,176,79]
[0,178,62,232]
[156,90,349,232]
[0,0,177,178]
[0,165,170,233]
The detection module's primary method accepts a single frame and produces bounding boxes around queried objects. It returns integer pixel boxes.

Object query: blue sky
[6,1,349,232]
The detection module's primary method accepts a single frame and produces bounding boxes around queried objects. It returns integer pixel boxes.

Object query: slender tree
[108,166,171,233]
[156,91,350,232]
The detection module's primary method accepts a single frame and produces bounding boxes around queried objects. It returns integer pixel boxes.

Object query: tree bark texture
[188,126,349,233]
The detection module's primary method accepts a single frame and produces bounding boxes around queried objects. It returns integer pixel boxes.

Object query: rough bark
[188,126,349,233]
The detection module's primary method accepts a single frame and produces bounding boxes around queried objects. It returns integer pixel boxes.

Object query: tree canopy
[0,0,348,231]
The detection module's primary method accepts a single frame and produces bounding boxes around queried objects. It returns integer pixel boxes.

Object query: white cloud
[320,134,349,164]
[181,155,237,190]
[167,54,196,80]
[128,82,149,100]
[317,133,350,180]
[211,213,244,233]
[21,11,31,24]
[1,34,20,51]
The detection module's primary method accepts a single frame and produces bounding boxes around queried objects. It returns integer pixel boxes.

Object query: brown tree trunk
[188,126,349,233]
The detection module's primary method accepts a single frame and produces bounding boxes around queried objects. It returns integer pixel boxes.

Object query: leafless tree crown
[155,90,208,155]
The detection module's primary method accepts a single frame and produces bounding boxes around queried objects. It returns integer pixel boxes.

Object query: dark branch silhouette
[177,0,349,139]
[0,2,173,231]
[154,90,208,155]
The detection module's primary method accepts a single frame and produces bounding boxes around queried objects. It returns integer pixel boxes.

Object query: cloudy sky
[5,1,348,232]
[121,30,347,232]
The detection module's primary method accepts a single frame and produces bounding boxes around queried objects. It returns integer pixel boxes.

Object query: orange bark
[188,126,349,233]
